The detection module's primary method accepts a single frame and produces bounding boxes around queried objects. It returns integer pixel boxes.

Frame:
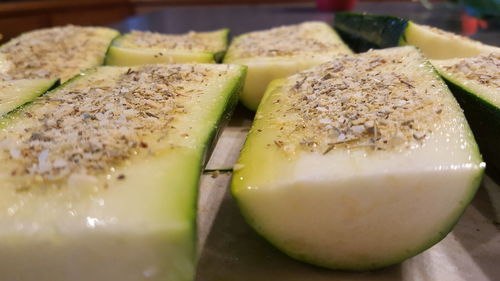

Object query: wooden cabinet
[0,0,133,43]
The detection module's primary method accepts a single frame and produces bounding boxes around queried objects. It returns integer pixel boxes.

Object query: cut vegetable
[334,12,500,59]
[232,46,484,271]
[224,21,352,110]
[433,53,500,175]
[0,25,119,82]
[0,78,58,116]
[105,29,229,66]
[0,63,245,281]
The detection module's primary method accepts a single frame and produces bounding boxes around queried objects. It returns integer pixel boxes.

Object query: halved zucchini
[232,46,484,271]
[224,21,352,110]
[433,53,500,174]
[333,12,500,59]
[105,29,229,66]
[0,78,58,116]
[0,63,246,281]
[0,25,119,82]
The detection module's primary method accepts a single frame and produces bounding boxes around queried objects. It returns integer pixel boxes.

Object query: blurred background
[0,0,497,43]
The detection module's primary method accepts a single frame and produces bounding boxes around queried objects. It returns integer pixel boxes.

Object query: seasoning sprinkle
[0,25,115,81]
[0,64,224,188]
[441,53,499,88]
[120,30,224,53]
[267,48,445,154]
[228,22,350,59]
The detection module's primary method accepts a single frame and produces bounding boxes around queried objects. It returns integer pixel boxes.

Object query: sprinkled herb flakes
[267,48,445,154]
[119,30,224,53]
[228,22,349,59]
[0,64,218,188]
[0,26,115,82]
[441,53,499,88]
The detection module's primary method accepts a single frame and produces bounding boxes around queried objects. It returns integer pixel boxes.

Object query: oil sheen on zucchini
[224,21,352,110]
[105,29,229,66]
[232,46,484,271]
[333,12,500,59]
[0,25,119,82]
[0,63,245,281]
[433,53,500,175]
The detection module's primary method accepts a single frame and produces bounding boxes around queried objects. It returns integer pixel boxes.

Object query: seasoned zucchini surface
[224,21,351,110]
[0,63,246,281]
[232,46,484,270]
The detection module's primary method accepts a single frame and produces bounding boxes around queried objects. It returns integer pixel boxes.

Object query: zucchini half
[0,63,246,281]
[333,12,500,59]
[0,25,119,82]
[105,29,229,66]
[433,53,500,175]
[232,46,484,271]
[224,21,352,111]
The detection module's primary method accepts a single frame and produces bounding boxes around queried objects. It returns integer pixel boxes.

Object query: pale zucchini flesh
[232,46,484,270]
[105,29,229,66]
[224,21,352,110]
[105,46,215,66]
[402,22,500,59]
[0,63,246,281]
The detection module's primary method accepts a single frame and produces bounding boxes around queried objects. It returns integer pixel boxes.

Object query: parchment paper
[196,120,500,281]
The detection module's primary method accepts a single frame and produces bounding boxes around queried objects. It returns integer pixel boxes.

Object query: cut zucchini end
[235,164,483,270]
[232,46,484,270]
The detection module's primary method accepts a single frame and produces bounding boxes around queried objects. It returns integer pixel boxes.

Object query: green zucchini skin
[0,79,59,119]
[13,78,60,110]
[213,29,230,63]
[189,66,246,256]
[334,12,407,52]
[442,79,500,176]
[202,66,246,169]
[334,28,380,53]
[0,70,93,128]
[103,32,122,64]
